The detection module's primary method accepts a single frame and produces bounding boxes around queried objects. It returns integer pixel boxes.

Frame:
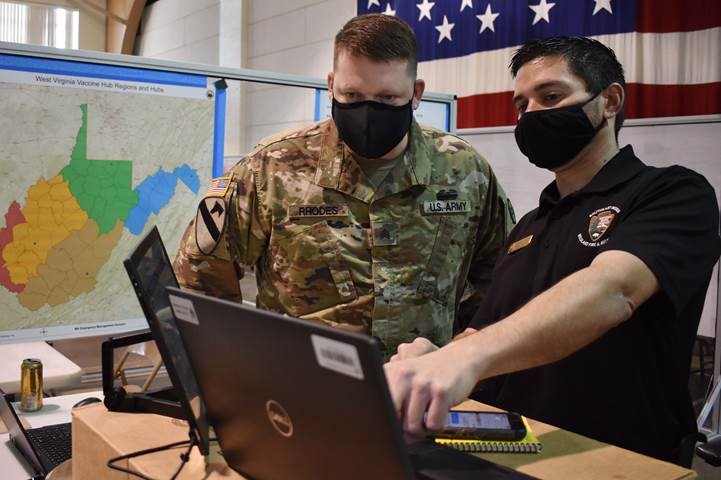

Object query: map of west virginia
[0,104,199,310]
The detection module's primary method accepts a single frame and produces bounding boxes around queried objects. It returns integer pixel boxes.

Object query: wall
[244,0,355,151]
[76,0,106,51]
[135,0,220,64]
[12,0,106,51]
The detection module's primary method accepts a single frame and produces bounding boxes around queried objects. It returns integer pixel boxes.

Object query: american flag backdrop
[358,0,721,129]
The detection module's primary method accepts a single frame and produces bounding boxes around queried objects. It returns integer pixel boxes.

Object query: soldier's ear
[412,79,425,110]
[327,72,334,101]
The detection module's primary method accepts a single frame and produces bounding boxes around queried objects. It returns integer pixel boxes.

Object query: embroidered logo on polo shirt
[578,206,620,247]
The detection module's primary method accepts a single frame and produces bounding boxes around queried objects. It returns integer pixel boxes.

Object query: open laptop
[122,226,211,454]
[0,388,71,478]
[167,287,536,480]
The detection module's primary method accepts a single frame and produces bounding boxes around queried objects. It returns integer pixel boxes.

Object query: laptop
[167,287,536,480]
[0,388,71,478]
[122,226,211,454]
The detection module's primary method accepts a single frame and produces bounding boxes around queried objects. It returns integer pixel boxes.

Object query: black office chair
[690,336,715,381]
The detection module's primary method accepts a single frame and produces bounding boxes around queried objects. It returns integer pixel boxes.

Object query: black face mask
[514,92,606,170]
[332,98,413,159]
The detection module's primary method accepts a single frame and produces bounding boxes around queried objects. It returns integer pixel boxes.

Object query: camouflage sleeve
[173,159,267,302]
[455,156,515,331]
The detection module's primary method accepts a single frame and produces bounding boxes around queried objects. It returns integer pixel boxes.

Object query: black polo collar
[537,145,645,217]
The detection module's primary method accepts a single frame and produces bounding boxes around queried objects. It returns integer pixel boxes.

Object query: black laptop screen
[124,227,210,454]
[0,390,46,474]
[133,232,178,314]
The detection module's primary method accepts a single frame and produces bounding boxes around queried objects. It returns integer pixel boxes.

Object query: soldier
[173,14,513,358]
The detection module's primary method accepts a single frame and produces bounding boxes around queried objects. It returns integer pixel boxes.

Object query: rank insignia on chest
[372,221,399,246]
[288,204,349,219]
[421,200,471,215]
[195,196,227,255]
[507,234,533,254]
[588,209,616,241]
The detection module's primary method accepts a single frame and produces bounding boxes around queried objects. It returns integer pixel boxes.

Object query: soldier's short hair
[510,36,626,138]
[334,14,418,78]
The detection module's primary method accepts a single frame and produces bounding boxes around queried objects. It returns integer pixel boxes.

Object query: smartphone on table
[429,410,527,441]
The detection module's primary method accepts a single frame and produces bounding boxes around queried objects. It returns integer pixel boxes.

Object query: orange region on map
[2,175,88,285]
[18,220,123,310]
[0,201,26,293]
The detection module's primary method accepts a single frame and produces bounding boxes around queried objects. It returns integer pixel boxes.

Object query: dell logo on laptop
[265,400,294,438]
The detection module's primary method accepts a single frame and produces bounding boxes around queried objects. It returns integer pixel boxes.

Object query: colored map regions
[17,221,123,310]
[2,176,88,285]
[0,103,201,311]
[125,165,200,235]
[0,201,26,293]
[60,104,138,235]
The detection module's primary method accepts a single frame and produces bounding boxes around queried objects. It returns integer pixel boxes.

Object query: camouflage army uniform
[174,118,514,357]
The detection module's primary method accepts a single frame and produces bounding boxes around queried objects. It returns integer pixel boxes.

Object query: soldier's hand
[389,337,438,362]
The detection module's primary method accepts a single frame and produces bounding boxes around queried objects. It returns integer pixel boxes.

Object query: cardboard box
[71,404,239,479]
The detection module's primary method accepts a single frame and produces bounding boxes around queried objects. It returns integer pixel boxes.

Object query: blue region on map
[124,164,201,235]
[173,164,201,193]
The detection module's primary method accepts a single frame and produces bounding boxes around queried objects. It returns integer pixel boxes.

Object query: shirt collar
[315,118,432,203]
[537,145,645,217]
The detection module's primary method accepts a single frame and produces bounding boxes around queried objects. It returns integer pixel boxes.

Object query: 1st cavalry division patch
[195,176,232,254]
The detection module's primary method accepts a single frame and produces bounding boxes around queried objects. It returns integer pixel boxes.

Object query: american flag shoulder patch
[205,175,232,198]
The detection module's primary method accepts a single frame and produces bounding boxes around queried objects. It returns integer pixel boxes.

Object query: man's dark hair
[334,14,418,78]
[510,36,626,138]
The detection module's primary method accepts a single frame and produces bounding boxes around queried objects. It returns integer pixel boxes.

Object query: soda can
[20,358,43,412]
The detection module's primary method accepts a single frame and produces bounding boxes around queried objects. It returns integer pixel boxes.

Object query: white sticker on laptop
[168,295,199,325]
[311,334,364,380]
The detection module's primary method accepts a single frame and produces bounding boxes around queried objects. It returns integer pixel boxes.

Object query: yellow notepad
[434,416,542,453]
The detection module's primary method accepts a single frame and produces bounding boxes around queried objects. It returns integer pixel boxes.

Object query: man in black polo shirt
[384,36,721,463]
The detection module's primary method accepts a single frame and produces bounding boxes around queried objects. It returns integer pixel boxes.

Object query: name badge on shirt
[507,234,533,254]
[288,204,349,219]
[421,200,471,215]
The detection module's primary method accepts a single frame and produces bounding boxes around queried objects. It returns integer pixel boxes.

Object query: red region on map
[0,201,27,293]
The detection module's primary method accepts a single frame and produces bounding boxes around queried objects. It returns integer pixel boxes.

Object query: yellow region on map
[17,220,123,310]
[3,175,88,284]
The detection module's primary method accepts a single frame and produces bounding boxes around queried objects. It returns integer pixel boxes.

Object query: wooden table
[457,400,695,480]
[70,399,696,480]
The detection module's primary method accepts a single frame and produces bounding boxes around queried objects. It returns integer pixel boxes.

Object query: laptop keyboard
[25,422,72,468]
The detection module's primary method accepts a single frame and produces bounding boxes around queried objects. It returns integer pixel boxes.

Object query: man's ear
[603,82,624,120]
[327,71,334,101]
[412,79,426,109]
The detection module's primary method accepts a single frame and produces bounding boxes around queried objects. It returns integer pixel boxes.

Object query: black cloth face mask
[332,98,413,159]
[514,92,606,170]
